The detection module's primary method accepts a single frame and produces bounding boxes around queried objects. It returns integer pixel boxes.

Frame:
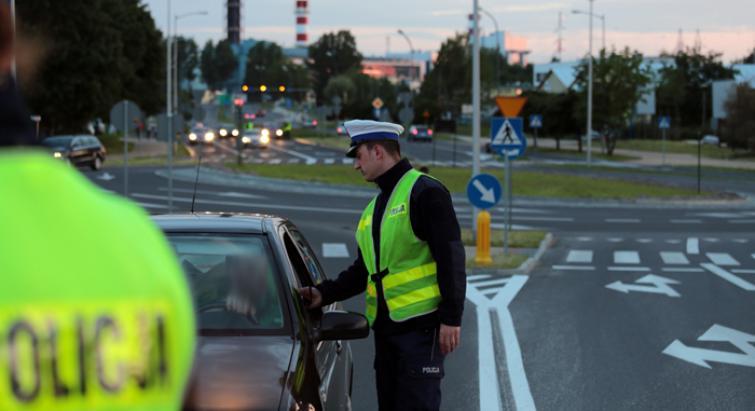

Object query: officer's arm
[414,183,467,327]
[316,249,368,306]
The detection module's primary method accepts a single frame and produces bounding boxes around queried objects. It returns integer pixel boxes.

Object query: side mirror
[314,310,369,341]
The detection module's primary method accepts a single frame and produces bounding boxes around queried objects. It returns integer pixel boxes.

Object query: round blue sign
[467,174,502,209]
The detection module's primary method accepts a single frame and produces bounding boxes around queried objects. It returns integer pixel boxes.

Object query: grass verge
[225,163,707,199]
[617,139,754,160]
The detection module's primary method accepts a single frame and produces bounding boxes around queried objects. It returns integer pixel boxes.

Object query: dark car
[42,135,107,170]
[408,125,433,142]
[153,213,369,411]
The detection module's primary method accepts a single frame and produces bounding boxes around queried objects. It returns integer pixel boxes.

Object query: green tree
[414,34,469,123]
[656,49,736,134]
[17,0,165,133]
[308,30,363,103]
[722,84,755,152]
[324,74,356,107]
[573,48,652,154]
[200,39,237,90]
[176,36,199,83]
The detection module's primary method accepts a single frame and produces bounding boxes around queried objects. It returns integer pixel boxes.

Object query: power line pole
[587,0,594,165]
[472,0,481,227]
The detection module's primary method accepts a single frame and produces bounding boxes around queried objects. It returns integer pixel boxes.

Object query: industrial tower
[227,0,241,44]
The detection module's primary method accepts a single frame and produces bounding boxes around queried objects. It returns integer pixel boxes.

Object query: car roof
[152,212,285,233]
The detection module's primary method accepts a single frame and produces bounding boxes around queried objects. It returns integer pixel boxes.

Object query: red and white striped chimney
[295,0,308,48]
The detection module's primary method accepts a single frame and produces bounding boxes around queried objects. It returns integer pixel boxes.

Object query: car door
[69,137,86,164]
[282,227,350,411]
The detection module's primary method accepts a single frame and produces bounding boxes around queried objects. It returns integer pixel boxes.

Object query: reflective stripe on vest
[356,169,440,325]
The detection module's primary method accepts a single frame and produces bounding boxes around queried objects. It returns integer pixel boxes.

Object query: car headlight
[188,133,197,141]
[219,128,228,137]
[275,129,284,137]
[260,135,270,144]
[241,136,251,144]
[204,132,215,142]
[232,129,240,137]
[53,152,62,158]
[261,128,270,137]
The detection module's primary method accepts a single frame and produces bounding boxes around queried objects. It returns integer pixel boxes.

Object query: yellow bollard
[475,210,493,265]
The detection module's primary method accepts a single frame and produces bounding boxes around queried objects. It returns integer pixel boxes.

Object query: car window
[287,228,326,285]
[165,233,287,335]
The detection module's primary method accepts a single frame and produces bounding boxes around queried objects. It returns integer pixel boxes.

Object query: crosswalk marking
[752,253,755,260]
[473,278,510,288]
[269,159,282,165]
[686,238,700,255]
[288,159,300,164]
[605,218,641,223]
[608,266,650,272]
[670,219,702,224]
[701,263,755,291]
[614,251,640,264]
[324,158,335,165]
[552,265,594,271]
[467,274,492,281]
[706,253,740,266]
[566,250,593,264]
[660,252,690,265]
[637,238,653,244]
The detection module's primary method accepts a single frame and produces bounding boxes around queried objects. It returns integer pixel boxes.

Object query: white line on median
[706,253,740,266]
[552,265,595,271]
[608,266,651,272]
[686,238,700,255]
[701,263,755,291]
[471,278,510,288]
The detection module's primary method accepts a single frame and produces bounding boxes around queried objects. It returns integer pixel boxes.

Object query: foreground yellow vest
[356,169,440,325]
[0,151,196,411]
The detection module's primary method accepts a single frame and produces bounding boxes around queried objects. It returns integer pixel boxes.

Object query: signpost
[110,100,142,197]
[490,116,527,255]
[658,115,671,166]
[467,174,502,263]
[529,114,543,149]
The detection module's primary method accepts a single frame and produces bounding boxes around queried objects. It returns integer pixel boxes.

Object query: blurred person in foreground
[0,5,196,410]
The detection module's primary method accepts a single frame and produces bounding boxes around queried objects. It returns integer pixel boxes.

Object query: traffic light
[259,85,268,92]
[278,85,286,93]
[241,84,249,92]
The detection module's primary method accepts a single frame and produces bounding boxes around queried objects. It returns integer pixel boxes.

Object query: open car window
[166,233,288,335]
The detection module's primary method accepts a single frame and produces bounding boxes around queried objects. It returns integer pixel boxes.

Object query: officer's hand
[297,286,322,309]
[439,324,461,355]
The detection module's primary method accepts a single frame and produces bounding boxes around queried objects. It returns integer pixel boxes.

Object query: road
[85,162,755,410]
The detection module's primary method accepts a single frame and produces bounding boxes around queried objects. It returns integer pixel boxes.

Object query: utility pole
[587,0,594,165]
[472,0,481,227]
[166,0,173,212]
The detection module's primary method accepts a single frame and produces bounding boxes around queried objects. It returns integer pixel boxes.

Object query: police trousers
[374,327,445,411]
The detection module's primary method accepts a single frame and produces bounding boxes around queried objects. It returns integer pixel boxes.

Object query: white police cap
[344,120,404,157]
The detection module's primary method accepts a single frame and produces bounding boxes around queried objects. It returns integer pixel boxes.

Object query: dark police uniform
[318,150,466,410]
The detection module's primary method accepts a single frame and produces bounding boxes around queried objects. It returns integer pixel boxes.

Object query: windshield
[166,234,286,335]
[41,137,74,147]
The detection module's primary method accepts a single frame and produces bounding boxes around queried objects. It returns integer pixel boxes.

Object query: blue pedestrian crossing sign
[529,114,543,129]
[490,117,527,159]
[658,116,671,129]
[467,173,502,209]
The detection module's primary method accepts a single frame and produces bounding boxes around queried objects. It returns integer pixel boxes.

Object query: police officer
[299,120,466,411]
[0,6,196,409]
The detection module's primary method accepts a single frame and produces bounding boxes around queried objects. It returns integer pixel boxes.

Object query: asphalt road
[83,164,755,410]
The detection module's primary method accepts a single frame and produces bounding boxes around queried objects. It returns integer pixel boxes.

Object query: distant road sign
[467,174,502,209]
[495,96,527,118]
[490,117,527,159]
[529,114,543,129]
[658,116,671,129]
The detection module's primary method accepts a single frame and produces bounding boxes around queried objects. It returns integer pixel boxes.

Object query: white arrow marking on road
[472,179,496,203]
[662,324,755,369]
[701,263,755,291]
[605,274,681,297]
[97,172,115,181]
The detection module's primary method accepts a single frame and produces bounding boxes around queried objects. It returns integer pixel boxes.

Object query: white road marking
[614,251,640,264]
[467,274,492,281]
[665,239,682,244]
[131,193,361,215]
[342,158,353,165]
[703,238,720,243]
[608,266,651,272]
[266,144,318,164]
[608,238,623,243]
[732,239,748,244]
[752,253,755,260]
[637,238,653,244]
[324,158,335,165]
[660,252,690,265]
[158,187,266,200]
[576,236,593,242]
[663,267,704,273]
[472,278,510,288]
[566,250,593,264]
[732,269,755,274]
[605,218,641,223]
[137,201,168,209]
[322,243,350,258]
[701,263,755,291]
[605,274,681,297]
[552,265,595,271]
[729,219,755,224]
[671,219,702,224]
[515,216,574,222]
[706,253,740,266]
[686,238,700,255]
[663,324,755,369]
[288,159,300,164]
[474,295,501,410]
[269,159,282,165]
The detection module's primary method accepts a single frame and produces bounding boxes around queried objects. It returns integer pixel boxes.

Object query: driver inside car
[225,254,282,327]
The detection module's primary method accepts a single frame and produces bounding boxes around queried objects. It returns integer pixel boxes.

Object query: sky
[145,0,755,64]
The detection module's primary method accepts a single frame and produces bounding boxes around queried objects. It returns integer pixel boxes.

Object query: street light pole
[572,9,606,51]
[472,0,481,228]
[165,0,173,211]
[587,0,594,165]
[397,29,415,60]
[174,11,208,126]
[9,0,16,79]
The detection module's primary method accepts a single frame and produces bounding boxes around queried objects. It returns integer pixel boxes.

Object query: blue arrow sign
[467,174,502,209]
[658,116,671,129]
[490,117,527,159]
[529,114,543,129]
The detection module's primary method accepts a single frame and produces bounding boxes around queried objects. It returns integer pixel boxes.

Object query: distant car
[701,134,720,145]
[42,135,106,170]
[218,125,240,139]
[336,124,348,137]
[408,125,433,142]
[153,213,368,411]
[188,127,216,145]
[241,128,271,149]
